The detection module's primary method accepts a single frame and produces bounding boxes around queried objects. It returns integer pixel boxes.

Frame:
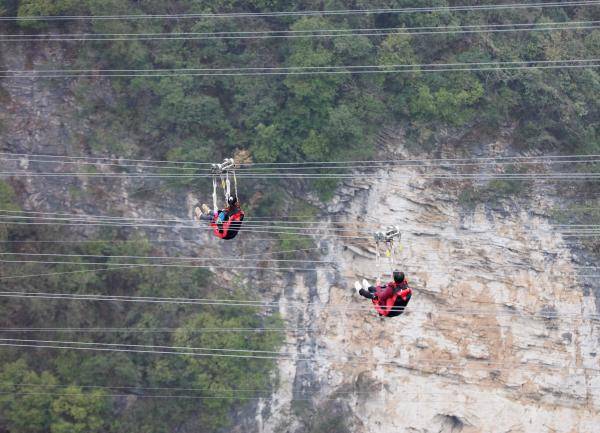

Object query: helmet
[227,196,238,206]
[393,270,405,283]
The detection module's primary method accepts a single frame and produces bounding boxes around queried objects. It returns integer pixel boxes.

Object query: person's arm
[376,284,394,303]
[397,287,412,301]
[392,281,408,293]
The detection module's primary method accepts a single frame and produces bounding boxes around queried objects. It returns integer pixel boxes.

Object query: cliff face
[262,139,600,433]
[2,45,599,433]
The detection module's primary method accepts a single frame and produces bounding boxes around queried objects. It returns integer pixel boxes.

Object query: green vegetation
[458,179,528,208]
[0,180,19,241]
[5,1,597,205]
[458,165,531,207]
[0,180,17,210]
[550,201,600,253]
[291,399,351,433]
[0,361,108,433]
[0,227,283,433]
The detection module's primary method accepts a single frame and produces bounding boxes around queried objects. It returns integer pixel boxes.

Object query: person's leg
[354,281,363,294]
[193,205,203,221]
[217,210,229,223]
[194,203,216,222]
[359,289,376,299]
[368,286,377,294]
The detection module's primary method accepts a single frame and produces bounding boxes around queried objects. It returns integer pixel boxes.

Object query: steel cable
[2,1,598,21]
[3,20,600,42]
[0,338,598,374]
[3,59,600,79]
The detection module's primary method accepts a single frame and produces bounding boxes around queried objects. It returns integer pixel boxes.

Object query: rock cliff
[262,139,600,433]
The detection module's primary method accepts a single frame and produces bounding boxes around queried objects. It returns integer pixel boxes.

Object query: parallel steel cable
[4,390,591,405]
[0,222,376,239]
[0,219,595,239]
[0,319,582,333]
[0,156,204,171]
[0,218,376,235]
[0,264,145,281]
[1,265,597,284]
[3,58,600,76]
[12,63,593,78]
[0,339,598,374]
[1,151,599,165]
[1,209,414,226]
[2,247,596,281]
[11,58,599,73]
[5,381,600,401]
[2,1,599,21]
[0,252,597,270]
[0,337,593,370]
[0,382,549,396]
[1,211,598,231]
[3,64,599,78]
[0,251,339,264]
[0,381,291,394]
[2,172,600,181]
[3,154,600,172]
[0,258,339,272]
[0,212,379,227]
[0,391,509,404]
[2,151,600,169]
[1,205,599,223]
[0,338,287,356]
[1,260,597,286]
[0,151,215,167]
[5,20,600,38]
[11,381,554,398]
[0,215,596,227]
[0,327,306,334]
[1,222,596,240]
[3,20,600,42]
[1,290,598,320]
[0,212,547,230]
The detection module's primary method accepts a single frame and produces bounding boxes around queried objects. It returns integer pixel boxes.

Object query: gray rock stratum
[261,149,600,433]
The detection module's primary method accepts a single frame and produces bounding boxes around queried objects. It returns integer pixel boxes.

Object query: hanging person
[354,270,412,318]
[192,157,245,240]
[193,196,244,240]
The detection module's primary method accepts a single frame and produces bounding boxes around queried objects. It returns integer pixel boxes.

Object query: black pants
[387,294,411,317]
[358,286,377,300]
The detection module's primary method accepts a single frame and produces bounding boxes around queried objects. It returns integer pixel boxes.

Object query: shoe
[193,205,202,221]
[362,279,370,290]
[358,288,373,299]
[354,281,362,295]
[201,203,211,214]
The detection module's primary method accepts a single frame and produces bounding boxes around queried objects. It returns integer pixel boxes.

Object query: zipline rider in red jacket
[357,270,412,317]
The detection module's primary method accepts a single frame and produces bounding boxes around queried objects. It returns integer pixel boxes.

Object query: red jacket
[372,279,412,317]
[210,206,244,240]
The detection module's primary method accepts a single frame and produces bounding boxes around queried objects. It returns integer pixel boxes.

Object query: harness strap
[212,177,218,213]
[225,173,231,202]
[387,240,395,275]
[233,170,238,202]
[375,241,382,286]
[220,174,227,202]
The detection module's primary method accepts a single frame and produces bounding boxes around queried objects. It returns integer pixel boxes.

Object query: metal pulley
[374,225,401,244]
[374,225,401,282]
[211,158,235,174]
[210,158,237,211]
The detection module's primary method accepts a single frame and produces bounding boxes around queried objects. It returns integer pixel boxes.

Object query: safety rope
[233,169,238,202]
[212,177,218,213]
